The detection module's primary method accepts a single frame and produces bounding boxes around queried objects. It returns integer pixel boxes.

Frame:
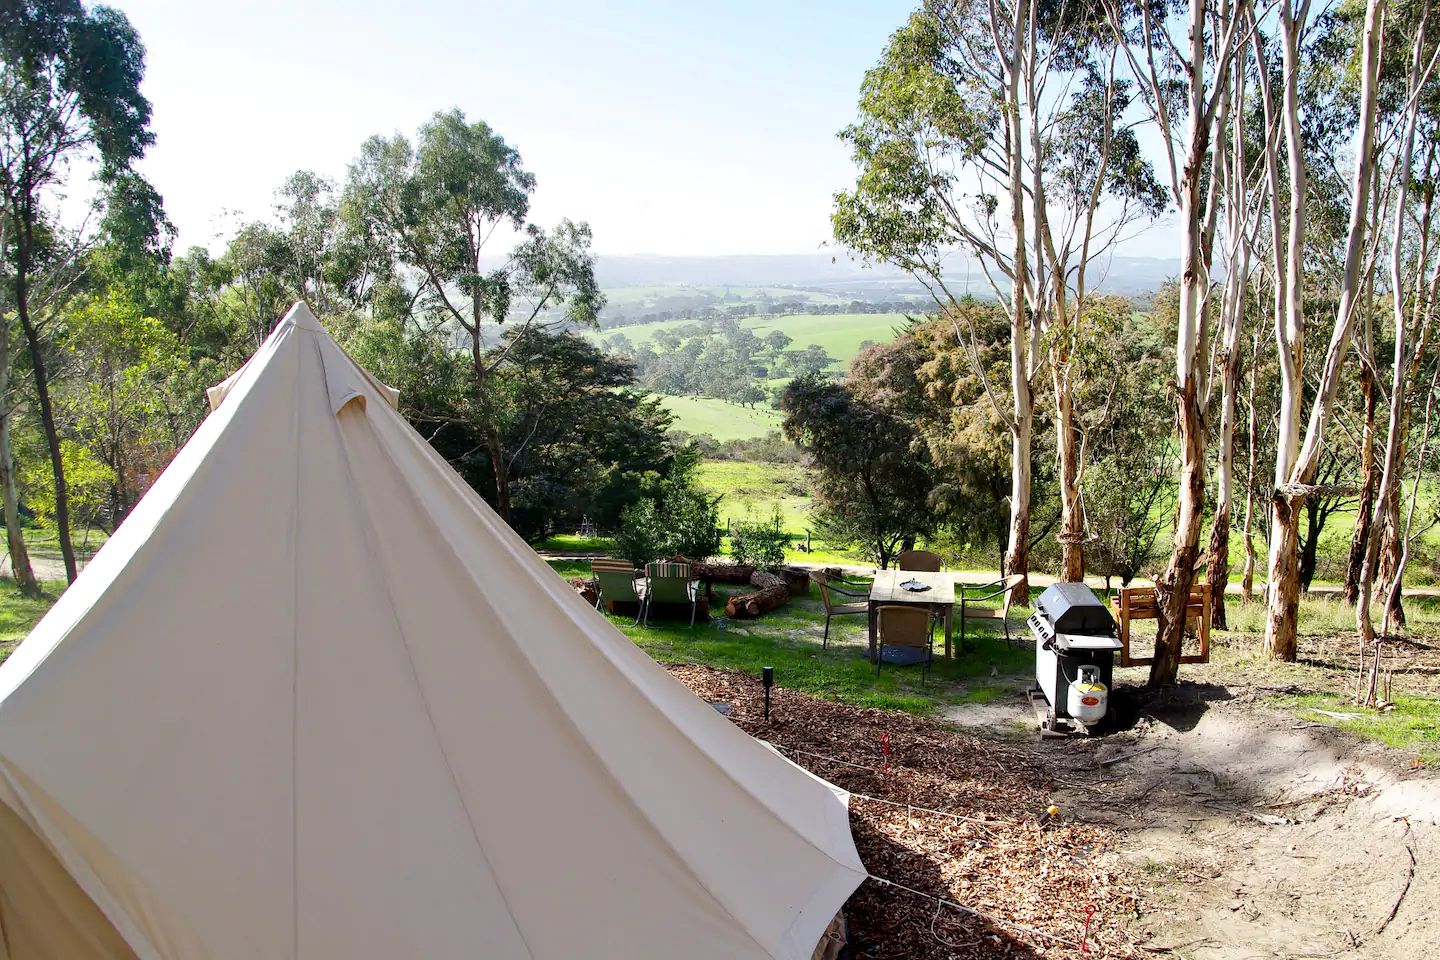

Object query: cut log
[725,584,790,618]
[750,571,786,590]
[777,565,811,595]
[695,562,756,584]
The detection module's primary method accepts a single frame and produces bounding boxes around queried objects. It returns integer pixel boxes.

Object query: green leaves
[614,467,723,566]
[0,0,153,181]
[729,508,790,571]
[341,109,598,344]
[833,9,999,268]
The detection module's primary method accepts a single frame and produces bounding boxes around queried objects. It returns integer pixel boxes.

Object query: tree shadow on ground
[842,817,1048,959]
[1104,682,1235,734]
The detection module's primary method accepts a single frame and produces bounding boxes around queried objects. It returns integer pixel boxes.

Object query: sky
[104,0,928,258]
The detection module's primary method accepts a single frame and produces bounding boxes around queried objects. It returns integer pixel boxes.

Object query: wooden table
[868,570,958,661]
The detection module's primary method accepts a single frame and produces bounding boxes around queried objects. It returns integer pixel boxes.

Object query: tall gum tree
[0,0,154,585]
[344,109,601,523]
[1201,38,1267,631]
[1104,0,1248,684]
[1356,0,1438,677]
[1025,9,1167,582]
[1264,0,1387,661]
[836,0,1162,595]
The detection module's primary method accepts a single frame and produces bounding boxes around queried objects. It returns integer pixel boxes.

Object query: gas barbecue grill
[1027,583,1122,734]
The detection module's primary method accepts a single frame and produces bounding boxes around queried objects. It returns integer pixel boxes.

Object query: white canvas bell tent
[0,303,866,960]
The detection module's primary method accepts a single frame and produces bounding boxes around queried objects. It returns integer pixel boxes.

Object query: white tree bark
[1266,0,1386,661]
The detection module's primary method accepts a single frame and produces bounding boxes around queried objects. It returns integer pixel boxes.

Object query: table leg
[868,602,878,661]
[944,604,954,659]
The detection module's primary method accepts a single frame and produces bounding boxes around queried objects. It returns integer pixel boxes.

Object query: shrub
[730,508,790,570]
[614,468,722,566]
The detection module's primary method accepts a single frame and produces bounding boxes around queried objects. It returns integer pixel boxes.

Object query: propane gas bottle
[1067,665,1108,725]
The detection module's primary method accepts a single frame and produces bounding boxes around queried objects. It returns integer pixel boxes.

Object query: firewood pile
[669,665,1144,959]
[725,570,791,618]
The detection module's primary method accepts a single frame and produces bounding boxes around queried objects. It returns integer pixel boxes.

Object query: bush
[614,469,722,566]
[730,508,790,570]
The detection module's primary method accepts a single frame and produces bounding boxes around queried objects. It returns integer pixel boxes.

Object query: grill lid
[1034,583,1115,634]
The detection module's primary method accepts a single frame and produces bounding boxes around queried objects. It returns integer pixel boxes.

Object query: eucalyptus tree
[1202,40,1267,630]
[0,0,154,584]
[834,3,1038,597]
[275,170,395,315]
[1032,74,1166,582]
[0,209,35,593]
[1260,0,1388,661]
[836,0,1162,598]
[344,109,602,522]
[1355,0,1439,667]
[1102,0,1249,683]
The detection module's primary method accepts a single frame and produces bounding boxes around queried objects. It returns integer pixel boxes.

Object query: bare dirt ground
[947,640,1440,960]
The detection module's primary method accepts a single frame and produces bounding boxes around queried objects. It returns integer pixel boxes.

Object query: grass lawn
[1219,592,1440,635]
[655,395,784,441]
[23,525,108,562]
[1283,692,1440,763]
[694,460,863,565]
[0,579,65,663]
[551,559,1032,713]
[534,533,614,554]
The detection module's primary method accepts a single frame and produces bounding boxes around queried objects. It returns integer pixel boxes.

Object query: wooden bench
[1112,584,1211,667]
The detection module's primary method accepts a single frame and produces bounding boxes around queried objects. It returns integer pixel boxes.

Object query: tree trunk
[1055,369,1084,582]
[1379,498,1407,632]
[1000,0,1033,606]
[0,319,39,596]
[1357,0,1421,650]
[1151,380,1206,686]
[471,329,512,524]
[1205,315,1243,629]
[1004,396,1033,602]
[0,436,33,594]
[1343,367,1378,604]
[15,275,77,584]
[1204,509,1230,628]
[0,412,37,595]
[1266,0,1382,660]
[1264,492,1303,661]
[1240,327,1262,601]
[485,427,512,523]
[1150,0,1211,686]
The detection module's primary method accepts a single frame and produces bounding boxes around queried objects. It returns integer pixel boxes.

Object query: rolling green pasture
[597,311,914,370]
[656,395,784,440]
[744,312,915,369]
[697,461,813,533]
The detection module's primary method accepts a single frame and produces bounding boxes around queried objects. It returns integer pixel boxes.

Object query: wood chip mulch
[668,665,1145,959]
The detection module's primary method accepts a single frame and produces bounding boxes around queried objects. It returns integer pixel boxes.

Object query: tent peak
[281,301,323,331]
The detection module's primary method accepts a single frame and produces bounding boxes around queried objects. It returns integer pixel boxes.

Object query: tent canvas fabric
[0,303,866,959]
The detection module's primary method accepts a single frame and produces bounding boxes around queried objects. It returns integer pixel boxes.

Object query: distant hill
[592,252,1179,299]
[594,253,922,293]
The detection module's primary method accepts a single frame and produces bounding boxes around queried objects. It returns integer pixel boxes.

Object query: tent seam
[351,404,786,958]
[291,339,304,960]
[394,411,862,874]
[316,338,538,960]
